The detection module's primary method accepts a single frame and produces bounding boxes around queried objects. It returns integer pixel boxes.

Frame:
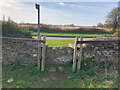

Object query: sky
[0,1,119,26]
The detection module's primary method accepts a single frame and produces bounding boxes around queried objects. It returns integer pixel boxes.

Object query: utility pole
[35,3,40,39]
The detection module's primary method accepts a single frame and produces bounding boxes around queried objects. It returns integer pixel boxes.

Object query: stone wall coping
[77,40,119,44]
[1,37,45,43]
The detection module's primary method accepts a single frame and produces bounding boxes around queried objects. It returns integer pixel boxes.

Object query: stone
[42,78,50,82]
[50,76,58,80]
[58,66,64,71]
[30,82,33,85]
[7,78,14,83]
[68,76,71,79]
[48,67,56,72]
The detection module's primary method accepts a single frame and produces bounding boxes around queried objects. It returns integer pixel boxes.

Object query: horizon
[0,2,118,26]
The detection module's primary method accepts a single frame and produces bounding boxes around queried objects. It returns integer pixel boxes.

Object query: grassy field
[20,24,119,47]
[32,37,75,47]
[32,30,119,47]
[32,32,113,37]
[2,60,118,88]
[19,24,114,37]
[46,40,74,47]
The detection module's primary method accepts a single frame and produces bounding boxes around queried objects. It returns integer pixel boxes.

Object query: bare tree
[97,23,104,27]
[118,2,120,29]
[105,7,120,32]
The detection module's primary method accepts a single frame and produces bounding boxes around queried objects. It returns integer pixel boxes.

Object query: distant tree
[105,7,120,32]
[97,23,104,27]
[69,24,74,27]
[118,3,120,29]
[8,16,11,22]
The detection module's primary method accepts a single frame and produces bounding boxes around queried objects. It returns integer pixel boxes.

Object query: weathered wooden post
[77,37,83,70]
[37,36,41,70]
[73,37,78,72]
[41,36,46,71]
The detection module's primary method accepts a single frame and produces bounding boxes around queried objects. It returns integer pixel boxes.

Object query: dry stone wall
[2,40,38,65]
[82,37,119,65]
[2,38,73,65]
[83,43,119,64]
[2,37,119,66]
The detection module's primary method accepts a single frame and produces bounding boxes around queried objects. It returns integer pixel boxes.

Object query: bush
[113,31,120,37]
[2,22,32,38]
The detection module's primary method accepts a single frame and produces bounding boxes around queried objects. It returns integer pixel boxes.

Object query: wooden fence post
[37,36,41,70]
[77,37,83,70]
[73,37,78,72]
[41,36,46,71]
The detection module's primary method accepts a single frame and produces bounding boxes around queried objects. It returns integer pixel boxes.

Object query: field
[19,24,114,37]
[2,60,118,88]
[46,40,74,47]
[20,24,116,47]
[3,23,119,47]
[32,32,113,37]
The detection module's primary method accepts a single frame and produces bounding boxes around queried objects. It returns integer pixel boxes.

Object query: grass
[2,60,118,88]
[32,32,113,37]
[32,31,114,47]
[32,30,119,47]
[46,40,74,47]
[32,37,75,47]
[33,31,117,47]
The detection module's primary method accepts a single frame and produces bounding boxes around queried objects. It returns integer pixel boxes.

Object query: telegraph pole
[35,4,40,39]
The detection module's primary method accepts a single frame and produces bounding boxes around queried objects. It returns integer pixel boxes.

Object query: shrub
[2,22,32,38]
[113,31,120,37]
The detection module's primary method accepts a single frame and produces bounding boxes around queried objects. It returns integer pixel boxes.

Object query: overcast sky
[0,1,119,26]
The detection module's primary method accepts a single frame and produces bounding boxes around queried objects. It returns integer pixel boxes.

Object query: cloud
[70,4,74,7]
[59,2,65,6]
[40,5,89,25]
[1,0,119,2]
[0,2,36,23]
[0,2,118,26]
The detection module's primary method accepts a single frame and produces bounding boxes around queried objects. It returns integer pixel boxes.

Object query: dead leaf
[7,78,14,83]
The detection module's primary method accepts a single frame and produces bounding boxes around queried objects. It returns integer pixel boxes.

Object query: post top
[35,3,39,9]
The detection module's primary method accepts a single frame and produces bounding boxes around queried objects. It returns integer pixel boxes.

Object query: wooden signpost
[72,37,78,72]
[77,37,83,70]
[41,36,46,71]
[37,36,41,70]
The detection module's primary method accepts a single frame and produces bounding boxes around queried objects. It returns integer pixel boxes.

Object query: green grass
[32,30,114,47]
[46,40,74,47]
[32,30,119,47]
[32,38,75,47]
[2,60,118,88]
[32,32,113,37]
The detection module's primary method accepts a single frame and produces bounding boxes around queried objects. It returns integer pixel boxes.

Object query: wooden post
[41,36,46,71]
[73,37,78,72]
[37,36,41,70]
[105,56,108,76]
[77,37,83,70]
